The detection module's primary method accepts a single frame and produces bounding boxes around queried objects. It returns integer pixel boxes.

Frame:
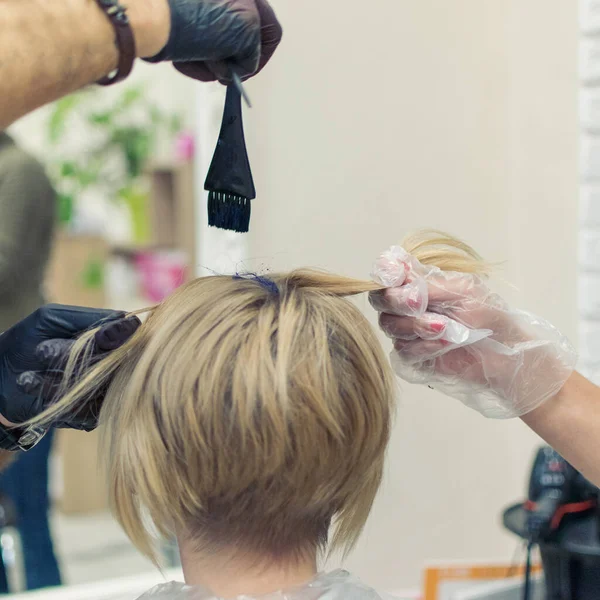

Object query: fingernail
[429,321,446,333]
[372,250,410,288]
[408,297,421,310]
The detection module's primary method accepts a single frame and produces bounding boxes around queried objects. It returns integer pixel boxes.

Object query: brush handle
[204,84,256,200]
[231,71,252,107]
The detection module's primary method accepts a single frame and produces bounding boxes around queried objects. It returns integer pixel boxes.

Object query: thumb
[35,305,126,339]
[372,246,410,287]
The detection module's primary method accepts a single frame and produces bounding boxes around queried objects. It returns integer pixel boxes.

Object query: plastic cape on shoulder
[135,570,395,600]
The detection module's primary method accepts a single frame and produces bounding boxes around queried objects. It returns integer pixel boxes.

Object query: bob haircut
[31,231,485,564]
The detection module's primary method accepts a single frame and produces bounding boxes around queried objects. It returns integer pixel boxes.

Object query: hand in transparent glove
[369,246,577,419]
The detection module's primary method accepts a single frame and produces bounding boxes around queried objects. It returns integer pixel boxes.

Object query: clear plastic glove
[146,0,282,83]
[369,246,577,419]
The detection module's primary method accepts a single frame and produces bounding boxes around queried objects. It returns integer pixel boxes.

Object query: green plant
[47,84,182,228]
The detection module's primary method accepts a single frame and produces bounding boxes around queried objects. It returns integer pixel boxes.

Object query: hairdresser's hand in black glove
[145,0,282,83]
[0,305,140,435]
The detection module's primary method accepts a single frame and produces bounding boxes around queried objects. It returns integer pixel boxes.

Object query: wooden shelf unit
[46,159,196,515]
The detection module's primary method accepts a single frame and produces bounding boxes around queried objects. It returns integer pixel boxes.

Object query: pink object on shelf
[175,132,195,162]
[135,250,188,303]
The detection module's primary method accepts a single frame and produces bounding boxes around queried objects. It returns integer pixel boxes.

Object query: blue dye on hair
[233,273,279,295]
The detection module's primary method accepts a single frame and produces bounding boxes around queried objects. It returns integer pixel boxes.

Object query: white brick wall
[580,184,600,226]
[580,89,600,131]
[581,0,600,34]
[581,0,600,380]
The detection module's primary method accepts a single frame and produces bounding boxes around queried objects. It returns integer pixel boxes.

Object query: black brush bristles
[207,191,251,233]
[204,84,256,233]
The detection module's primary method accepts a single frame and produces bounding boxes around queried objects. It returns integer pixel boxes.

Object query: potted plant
[47,85,182,244]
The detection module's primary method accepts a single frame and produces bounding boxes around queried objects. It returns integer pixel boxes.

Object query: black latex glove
[145,0,282,82]
[0,305,140,431]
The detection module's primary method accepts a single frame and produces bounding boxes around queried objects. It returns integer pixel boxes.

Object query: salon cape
[136,570,396,600]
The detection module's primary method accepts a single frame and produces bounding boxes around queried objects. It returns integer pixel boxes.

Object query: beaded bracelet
[95,0,136,85]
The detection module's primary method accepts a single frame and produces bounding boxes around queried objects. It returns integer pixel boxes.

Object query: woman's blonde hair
[30,230,485,565]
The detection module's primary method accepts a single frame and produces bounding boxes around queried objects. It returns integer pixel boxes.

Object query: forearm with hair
[522,372,600,486]
[0,0,170,129]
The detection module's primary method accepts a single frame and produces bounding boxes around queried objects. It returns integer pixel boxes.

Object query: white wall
[243,0,578,590]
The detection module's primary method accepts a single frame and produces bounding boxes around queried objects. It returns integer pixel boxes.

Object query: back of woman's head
[39,270,397,563]
[31,230,486,565]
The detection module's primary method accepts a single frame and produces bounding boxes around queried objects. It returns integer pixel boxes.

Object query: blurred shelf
[146,158,192,172]
[45,157,196,517]
[109,243,158,256]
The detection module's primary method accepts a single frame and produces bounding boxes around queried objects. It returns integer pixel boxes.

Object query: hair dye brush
[204,79,256,233]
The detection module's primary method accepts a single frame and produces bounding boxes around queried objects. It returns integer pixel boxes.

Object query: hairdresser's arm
[370,249,600,477]
[0,0,282,129]
[0,0,169,129]
[522,373,600,486]
[379,301,600,484]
